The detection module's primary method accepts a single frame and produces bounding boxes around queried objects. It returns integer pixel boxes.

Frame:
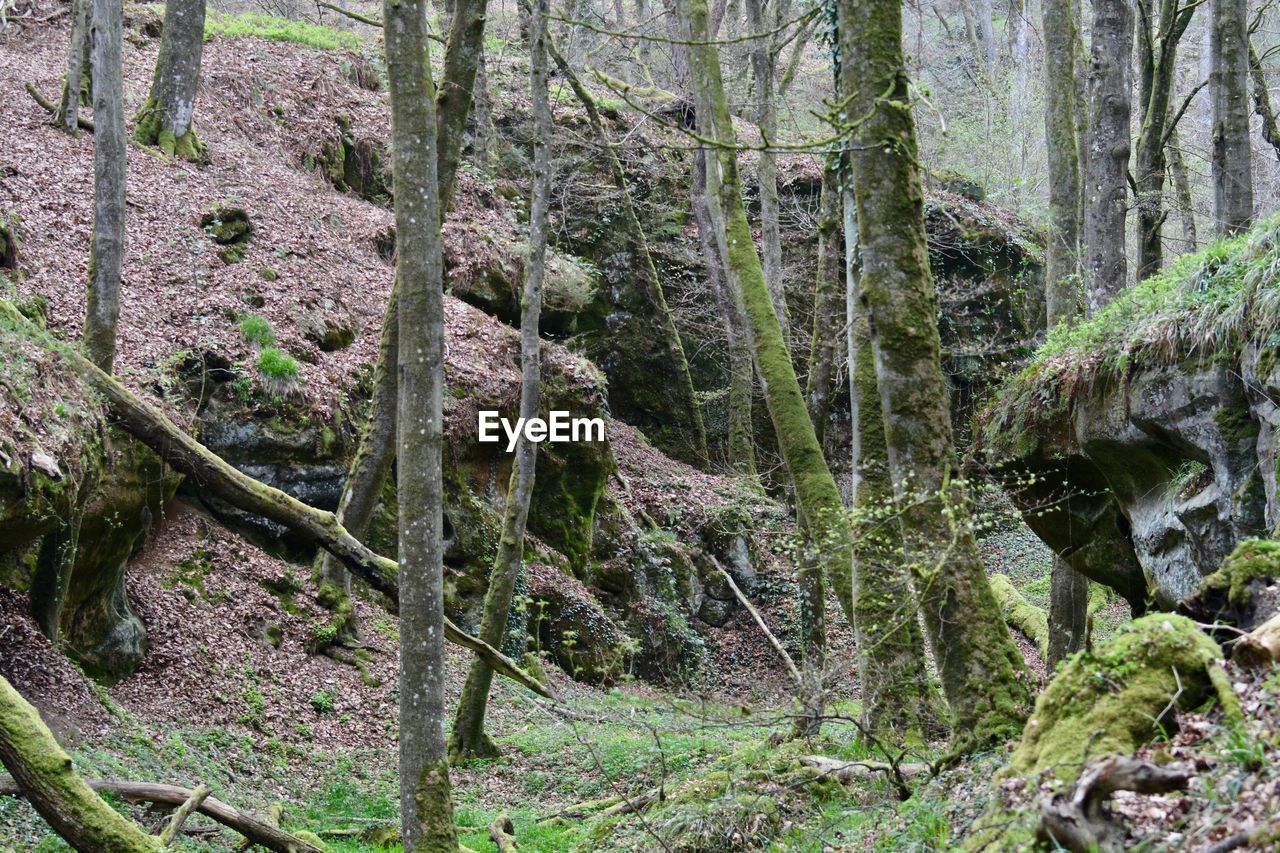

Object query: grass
[238,314,275,347]
[204,11,364,51]
[257,346,300,382]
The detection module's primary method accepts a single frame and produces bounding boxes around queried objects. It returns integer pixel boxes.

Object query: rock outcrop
[981,217,1280,608]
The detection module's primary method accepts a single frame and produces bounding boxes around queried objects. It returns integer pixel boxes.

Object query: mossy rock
[1012,613,1230,780]
[526,562,629,685]
[1184,538,1280,629]
[201,206,253,264]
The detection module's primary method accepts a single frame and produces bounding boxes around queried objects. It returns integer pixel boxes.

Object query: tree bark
[83,0,125,373]
[1083,0,1135,312]
[56,0,91,135]
[1134,0,1196,280]
[1249,40,1280,163]
[0,299,554,700]
[135,0,207,160]
[680,0,849,732]
[839,0,1032,748]
[1167,130,1198,250]
[1041,0,1083,315]
[383,0,458,841]
[449,0,550,762]
[804,157,844,446]
[0,676,159,852]
[1047,558,1089,667]
[1211,0,1253,234]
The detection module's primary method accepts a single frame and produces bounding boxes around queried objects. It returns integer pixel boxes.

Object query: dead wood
[1036,755,1190,853]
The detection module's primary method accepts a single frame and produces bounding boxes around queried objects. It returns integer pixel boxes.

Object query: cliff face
[981,217,1280,609]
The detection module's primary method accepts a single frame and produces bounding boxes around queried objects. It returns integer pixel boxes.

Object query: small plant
[239,314,275,347]
[257,347,300,382]
[310,690,336,714]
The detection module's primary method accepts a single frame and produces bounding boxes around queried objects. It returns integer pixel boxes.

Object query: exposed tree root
[0,297,554,700]
[24,83,94,132]
[489,812,518,852]
[1036,755,1189,853]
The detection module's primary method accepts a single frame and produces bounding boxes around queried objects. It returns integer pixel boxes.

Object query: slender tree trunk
[134,0,207,160]
[839,0,1032,748]
[316,0,491,595]
[804,158,844,446]
[1042,0,1082,320]
[1134,0,1196,280]
[56,0,91,135]
[0,676,159,852]
[742,0,788,340]
[83,0,125,374]
[679,0,853,667]
[449,0,550,761]
[1249,40,1280,163]
[1047,561,1089,668]
[1083,0,1135,311]
[383,0,457,845]
[1167,131,1198,250]
[693,148,758,479]
[1210,0,1253,233]
[470,51,495,175]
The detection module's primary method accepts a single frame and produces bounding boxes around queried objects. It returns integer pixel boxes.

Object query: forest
[1,0,1279,847]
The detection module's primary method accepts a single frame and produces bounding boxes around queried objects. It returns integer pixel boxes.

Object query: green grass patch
[257,346,300,381]
[239,314,276,347]
[205,11,364,50]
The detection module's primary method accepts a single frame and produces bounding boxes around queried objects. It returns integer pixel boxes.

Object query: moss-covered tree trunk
[1047,560,1088,667]
[1134,0,1196,279]
[448,0,550,762]
[134,0,208,160]
[804,157,844,446]
[56,0,91,135]
[1168,130,1198,249]
[1083,0,1134,311]
[1211,0,1253,233]
[839,0,1032,748]
[679,0,853,646]
[314,0,490,597]
[0,676,159,851]
[384,0,457,844]
[1249,40,1280,164]
[83,0,125,373]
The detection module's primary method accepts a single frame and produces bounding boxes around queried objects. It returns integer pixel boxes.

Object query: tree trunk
[1047,557,1089,668]
[1249,40,1280,163]
[1134,0,1196,280]
[449,0,550,762]
[56,0,91,135]
[1211,0,1253,233]
[742,0,788,341]
[1083,0,1134,312]
[845,189,944,740]
[1167,130,1198,250]
[1041,0,1082,322]
[316,0,492,595]
[134,0,207,160]
[0,676,159,852]
[839,0,1032,748]
[383,0,458,842]
[804,157,844,446]
[83,0,125,373]
[679,0,854,658]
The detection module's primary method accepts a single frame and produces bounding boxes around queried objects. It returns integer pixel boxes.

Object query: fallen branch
[709,555,802,688]
[158,782,211,846]
[0,298,554,700]
[489,812,518,852]
[1037,756,1190,852]
[24,83,93,132]
[0,776,323,852]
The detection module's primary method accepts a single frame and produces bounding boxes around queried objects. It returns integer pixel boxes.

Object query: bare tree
[1211,0,1253,233]
[135,0,208,160]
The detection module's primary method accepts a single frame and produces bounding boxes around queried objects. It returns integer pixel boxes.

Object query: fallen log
[489,812,518,852]
[0,775,324,853]
[0,298,553,700]
[158,782,210,846]
[1232,610,1280,668]
[1037,755,1189,853]
[800,755,929,784]
[989,573,1049,658]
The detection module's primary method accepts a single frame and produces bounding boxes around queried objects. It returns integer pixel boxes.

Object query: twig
[709,555,802,688]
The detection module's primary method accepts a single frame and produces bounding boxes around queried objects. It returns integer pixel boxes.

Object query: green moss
[258,267,278,282]
[203,11,362,50]
[1198,538,1280,611]
[1214,405,1260,442]
[989,573,1049,658]
[133,100,206,162]
[1012,614,1231,780]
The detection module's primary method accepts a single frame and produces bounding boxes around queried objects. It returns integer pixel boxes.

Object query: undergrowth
[204,12,364,51]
